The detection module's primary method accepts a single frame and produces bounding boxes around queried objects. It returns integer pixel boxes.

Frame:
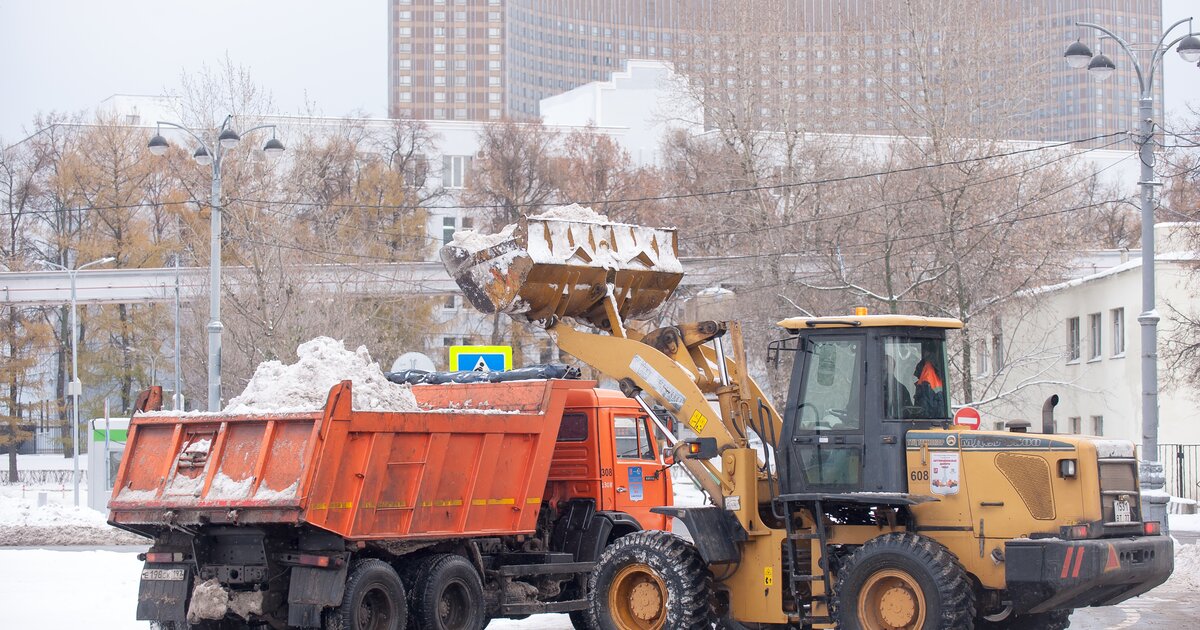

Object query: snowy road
[0,546,1197,630]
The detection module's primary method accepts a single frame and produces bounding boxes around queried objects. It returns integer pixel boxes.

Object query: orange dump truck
[109,379,676,630]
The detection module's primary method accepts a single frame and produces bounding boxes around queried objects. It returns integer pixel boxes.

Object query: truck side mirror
[660,445,675,466]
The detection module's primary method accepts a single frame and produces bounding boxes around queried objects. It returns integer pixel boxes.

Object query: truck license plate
[141,568,185,581]
[1114,499,1132,523]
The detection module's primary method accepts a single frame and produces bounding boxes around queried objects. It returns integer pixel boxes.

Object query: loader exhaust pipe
[1042,394,1060,434]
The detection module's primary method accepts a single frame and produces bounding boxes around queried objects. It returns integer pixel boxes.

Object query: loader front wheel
[834,533,974,630]
[588,531,712,630]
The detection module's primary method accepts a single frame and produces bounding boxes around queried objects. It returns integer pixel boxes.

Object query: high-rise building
[389,1,1164,142]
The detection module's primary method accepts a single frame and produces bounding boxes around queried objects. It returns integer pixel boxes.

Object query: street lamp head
[263,137,286,157]
[193,146,214,166]
[1178,35,1200,64]
[1087,53,1116,81]
[218,128,241,150]
[147,134,170,156]
[1064,40,1093,69]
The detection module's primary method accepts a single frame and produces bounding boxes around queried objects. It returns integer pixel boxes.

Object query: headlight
[1058,458,1077,478]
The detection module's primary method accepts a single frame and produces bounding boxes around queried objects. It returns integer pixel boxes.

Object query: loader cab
[775,315,963,495]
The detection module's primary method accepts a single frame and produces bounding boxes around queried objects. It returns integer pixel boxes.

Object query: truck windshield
[884,336,950,420]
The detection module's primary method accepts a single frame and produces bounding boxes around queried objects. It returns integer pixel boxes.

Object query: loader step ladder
[779,496,834,626]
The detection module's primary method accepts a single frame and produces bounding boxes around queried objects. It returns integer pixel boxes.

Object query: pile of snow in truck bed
[223,337,419,414]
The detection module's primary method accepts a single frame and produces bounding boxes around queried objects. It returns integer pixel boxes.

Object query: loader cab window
[797,338,864,431]
[884,336,950,420]
[614,416,655,460]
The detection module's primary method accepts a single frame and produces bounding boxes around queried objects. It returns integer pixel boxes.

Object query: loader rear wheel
[588,530,712,630]
[975,609,1072,630]
[410,554,485,630]
[834,533,974,630]
[327,559,407,630]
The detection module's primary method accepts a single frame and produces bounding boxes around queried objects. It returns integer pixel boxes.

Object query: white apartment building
[985,223,1199,450]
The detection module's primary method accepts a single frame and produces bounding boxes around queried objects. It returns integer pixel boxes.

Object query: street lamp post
[1064,19,1200,532]
[42,256,116,508]
[147,116,285,411]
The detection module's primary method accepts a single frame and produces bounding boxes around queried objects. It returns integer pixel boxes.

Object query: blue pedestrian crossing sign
[449,345,513,372]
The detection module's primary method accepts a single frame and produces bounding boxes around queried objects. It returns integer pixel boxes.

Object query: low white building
[985,224,1200,453]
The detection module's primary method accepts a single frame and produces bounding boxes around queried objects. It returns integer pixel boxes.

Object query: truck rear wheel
[588,530,712,630]
[409,554,485,630]
[834,533,974,630]
[326,559,407,630]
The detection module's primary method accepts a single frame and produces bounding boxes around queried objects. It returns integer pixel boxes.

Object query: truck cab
[548,387,673,534]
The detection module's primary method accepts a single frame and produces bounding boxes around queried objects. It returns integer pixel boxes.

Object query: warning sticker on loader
[930,451,960,495]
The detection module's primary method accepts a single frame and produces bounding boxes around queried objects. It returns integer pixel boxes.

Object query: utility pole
[1064,18,1200,532]
[147,117,285,411]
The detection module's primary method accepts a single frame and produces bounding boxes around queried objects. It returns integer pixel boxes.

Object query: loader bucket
[441,214,683,329]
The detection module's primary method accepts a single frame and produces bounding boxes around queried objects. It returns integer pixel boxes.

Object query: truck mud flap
[288,562,350,628]
[136,564,191,623]
[651,506,747,564]
[1005,536,1173,614]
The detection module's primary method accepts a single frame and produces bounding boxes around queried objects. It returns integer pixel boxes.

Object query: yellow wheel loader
[441,213,1172,630]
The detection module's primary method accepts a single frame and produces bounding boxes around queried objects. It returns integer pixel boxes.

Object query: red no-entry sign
[954,406,982,430]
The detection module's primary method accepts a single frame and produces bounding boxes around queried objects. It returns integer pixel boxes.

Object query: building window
[1112,308,1125,356]
[488,76,501,87]
[489,27,502,38]
[397,26,412,37]
[397,59,412,70]
[1066,317,1081,362]
[434,92,446,103]
[397,92,412,102]
[1090,415,1104,436]
[488,108,501,119]
[442,217,456,245]
[991,333,1004,373]
[443,294,457,310]
[1068,417,1081,434]
[434,75,447,87]
[442,155,472,189]
[397,75,412,86]
[1088,313,1102,360]
[974,339,989,376]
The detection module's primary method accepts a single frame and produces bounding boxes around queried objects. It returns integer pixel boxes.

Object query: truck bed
[109,379,591,540]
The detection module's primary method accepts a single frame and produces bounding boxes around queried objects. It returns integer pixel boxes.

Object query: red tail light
[145,552,184,563]
[1061,524,1090,540]
[1143,521,1162,536]
[297,554,332,567]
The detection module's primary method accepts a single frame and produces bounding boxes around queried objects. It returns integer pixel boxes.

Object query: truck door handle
[616,487,627,494]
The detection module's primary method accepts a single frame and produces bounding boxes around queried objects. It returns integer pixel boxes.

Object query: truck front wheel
[588,531,713,630]
[326,559,407,630]
[409,554,486,630]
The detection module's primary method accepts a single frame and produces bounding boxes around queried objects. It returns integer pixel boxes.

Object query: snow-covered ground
[1,543,1197,629]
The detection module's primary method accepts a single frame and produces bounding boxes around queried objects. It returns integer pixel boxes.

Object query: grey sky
[1,1,1197,143]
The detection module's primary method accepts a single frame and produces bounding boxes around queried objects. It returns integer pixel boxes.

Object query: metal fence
[0,469,86,485]
[1158,444,1200,503]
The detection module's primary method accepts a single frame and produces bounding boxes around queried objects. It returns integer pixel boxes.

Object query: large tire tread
[833,532,975,630]
[409,554,485,630]
[324,558,407,630]
[588,530,712,630]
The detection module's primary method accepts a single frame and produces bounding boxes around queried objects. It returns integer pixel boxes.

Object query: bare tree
[465,118,560,229]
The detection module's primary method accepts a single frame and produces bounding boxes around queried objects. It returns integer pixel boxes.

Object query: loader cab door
[781,335,867,493]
